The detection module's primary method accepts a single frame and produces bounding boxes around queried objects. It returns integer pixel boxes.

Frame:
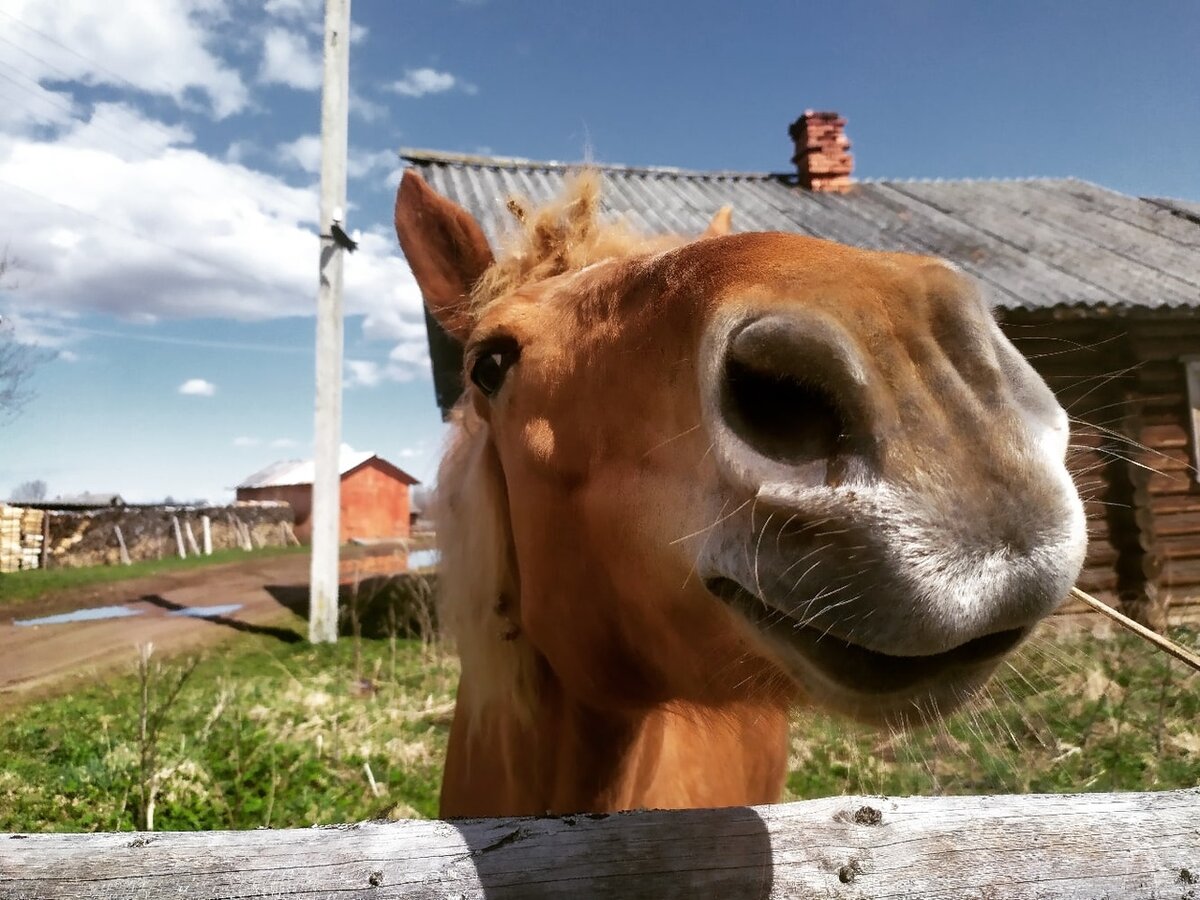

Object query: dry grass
[1,612,1196,833]
[783,619,1200,799]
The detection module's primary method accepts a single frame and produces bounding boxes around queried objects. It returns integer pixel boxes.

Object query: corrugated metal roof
[402,149,1200,315]
[1145,196,1200,224]
[237,449,376,489]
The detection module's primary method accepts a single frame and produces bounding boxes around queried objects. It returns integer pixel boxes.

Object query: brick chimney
[789,110,853,192]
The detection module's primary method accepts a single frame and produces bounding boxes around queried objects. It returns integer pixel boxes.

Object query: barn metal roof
[1145,196,1200,224]
[402,149,1200,417]
[237,449,377,489]
[402,149,1200,315]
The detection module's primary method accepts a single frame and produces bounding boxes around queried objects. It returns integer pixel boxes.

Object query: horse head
[395,170,1086,814]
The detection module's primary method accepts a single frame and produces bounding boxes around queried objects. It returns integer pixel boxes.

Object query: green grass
[0,545,307,607]
[0,620,456,832]
[783,624,1200,800]
[0,619,1196,833]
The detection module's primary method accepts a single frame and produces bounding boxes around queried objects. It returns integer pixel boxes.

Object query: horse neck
[440,664,792,816]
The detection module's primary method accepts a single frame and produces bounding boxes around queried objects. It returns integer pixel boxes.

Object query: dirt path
[0,553,314,708]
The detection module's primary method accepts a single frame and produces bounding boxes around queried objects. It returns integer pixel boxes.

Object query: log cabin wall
[1125,316,1200,624]
[1001,310,1200,626]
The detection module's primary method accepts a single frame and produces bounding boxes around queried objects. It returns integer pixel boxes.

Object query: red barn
[235,449,418,544]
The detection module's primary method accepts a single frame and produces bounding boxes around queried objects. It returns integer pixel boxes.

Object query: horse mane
[434,402,541,725]
[440,172,685,726]
[470,170,677,310]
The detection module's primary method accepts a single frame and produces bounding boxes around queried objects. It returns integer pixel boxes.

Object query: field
[0,610,1197,832]
[0,545,308,607]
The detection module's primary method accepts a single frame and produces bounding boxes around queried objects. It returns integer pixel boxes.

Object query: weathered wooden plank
[1162,556,1200,587]
[1073,567,1119,596]
[1152,493,1200,516]
[1142,422,1191,450]
[2,791,1198,900]
[1152,510,1200,538]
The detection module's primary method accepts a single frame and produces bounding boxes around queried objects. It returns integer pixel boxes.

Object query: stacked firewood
[0,505,44,572]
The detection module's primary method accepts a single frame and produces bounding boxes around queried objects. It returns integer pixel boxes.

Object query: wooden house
[236,449,418,544]
[401,112,1200,626]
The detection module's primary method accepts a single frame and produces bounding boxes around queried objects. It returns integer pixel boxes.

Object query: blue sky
[0,0,1197,502]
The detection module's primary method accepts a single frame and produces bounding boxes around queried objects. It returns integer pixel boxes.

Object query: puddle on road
[167,604,244,619]
[14,606,146,627]
[407,549,439,569]
[13,602,246,626]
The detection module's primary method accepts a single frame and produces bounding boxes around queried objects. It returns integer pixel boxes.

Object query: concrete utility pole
[309,0,351,644]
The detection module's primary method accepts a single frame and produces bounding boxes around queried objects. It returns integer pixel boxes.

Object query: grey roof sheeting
[402,149,1200,315]
[402,149,1200,416]
[1145,196,1200,225]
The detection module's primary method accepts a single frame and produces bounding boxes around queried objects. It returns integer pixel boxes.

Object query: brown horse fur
[395,170,1087,817]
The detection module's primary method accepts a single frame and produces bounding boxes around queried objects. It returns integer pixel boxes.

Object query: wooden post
[309,0,352,644]
[0,790,1196,898]
[39,510,49,569]
[201,515,212,556]
[171,516,187,559]
[183,520,201,557]
[234,518,252,551]
[114,525,131,566]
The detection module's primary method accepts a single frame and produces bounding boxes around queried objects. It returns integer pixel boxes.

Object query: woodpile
[0,505,44,573]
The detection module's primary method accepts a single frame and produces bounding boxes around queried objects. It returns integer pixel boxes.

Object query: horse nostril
[719,315,857,468]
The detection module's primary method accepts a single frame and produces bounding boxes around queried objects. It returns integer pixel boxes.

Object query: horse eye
[470,341,520,397]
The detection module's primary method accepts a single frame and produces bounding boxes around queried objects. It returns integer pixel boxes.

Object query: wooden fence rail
[2,789,1198,899]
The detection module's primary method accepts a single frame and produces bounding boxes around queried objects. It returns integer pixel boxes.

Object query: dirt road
[0,553,314,707]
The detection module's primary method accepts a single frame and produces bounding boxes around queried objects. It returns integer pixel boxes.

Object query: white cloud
[259,27,322,90]
[0,0,248,119]
[0,104,426,348]
[264,0,321,18]
[275,133,322,173]
[345,359,384,388]
[57,103,194,160]
[224,139,259,164]
[386,67,475,98]
[179,378,216,396]
[344,335,430,389]
[275,133,394,180]
[350,90,388,122]
[270,437,298,448]
[232,436,260,447]
[349,148,397,179]
[263,0,367,44]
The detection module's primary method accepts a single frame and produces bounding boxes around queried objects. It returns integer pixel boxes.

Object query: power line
[0,31,196,150]
[0,176,280,290]
[0,65,169,161]
[41,324,313,355]
[0,30,80,84]
[0,8,185,103]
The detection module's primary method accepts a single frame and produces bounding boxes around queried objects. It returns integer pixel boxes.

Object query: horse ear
[395,170,495,343]
[701,205,733,238]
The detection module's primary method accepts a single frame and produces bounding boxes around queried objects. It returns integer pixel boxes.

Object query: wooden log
[113,525,131,567]
[1142,422,1190,450]
[183,520,201,557]
[39,511,49,570]
[0,790,1197,899]
[172,516,187,560]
